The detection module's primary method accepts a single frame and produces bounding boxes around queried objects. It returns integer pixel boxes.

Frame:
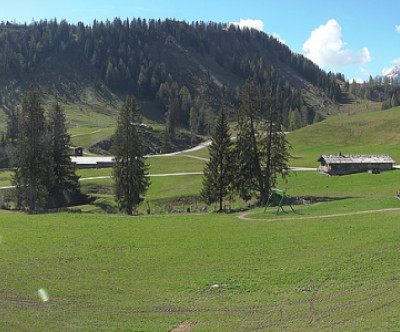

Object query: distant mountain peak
[383,64,400,80]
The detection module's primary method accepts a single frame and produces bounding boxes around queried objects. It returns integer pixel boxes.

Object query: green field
[255,170,400,219]
[2,166,400,330]
[74,155,206,213]
[2,200,400,330]
[288,106,400,167]
[2,106,400,330]
[70,126,116,150]
[0,171,12,187]
[75,155,206,179]
[147,156,206,175]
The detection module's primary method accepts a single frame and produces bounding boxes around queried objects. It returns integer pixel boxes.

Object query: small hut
[317,153,395,176]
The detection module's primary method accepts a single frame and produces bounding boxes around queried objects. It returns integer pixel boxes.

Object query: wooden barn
[70,156,115,169]
[317,153,395,176]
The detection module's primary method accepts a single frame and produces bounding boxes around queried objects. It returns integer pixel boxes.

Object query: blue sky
[3,0,400,81]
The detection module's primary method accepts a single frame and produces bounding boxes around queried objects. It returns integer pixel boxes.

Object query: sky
[2,0,400,82]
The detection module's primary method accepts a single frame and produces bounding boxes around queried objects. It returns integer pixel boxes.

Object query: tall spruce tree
[200,106,233,211]
[261,99,291,204]
[46,103,82,208]
[235,78,290,206]
[12,86,48,211]
[113,96,150,215]
[235,78,264,203]
[6,106,18,142]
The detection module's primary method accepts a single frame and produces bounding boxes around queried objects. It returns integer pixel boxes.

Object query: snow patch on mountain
[383,64,400,80]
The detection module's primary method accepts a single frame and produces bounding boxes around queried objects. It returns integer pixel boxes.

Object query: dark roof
[317,154,395,165]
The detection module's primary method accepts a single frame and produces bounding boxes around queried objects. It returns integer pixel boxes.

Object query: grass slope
[288,106,400,167]
[253,169,400,219]
[2,107,400,329]
[2,208,400,330]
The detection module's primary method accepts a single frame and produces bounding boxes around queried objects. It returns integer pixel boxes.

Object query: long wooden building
[70,156,115,169]
[317,153,395,176]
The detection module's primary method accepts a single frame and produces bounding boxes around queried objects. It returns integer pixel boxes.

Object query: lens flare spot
[38,288,49,302]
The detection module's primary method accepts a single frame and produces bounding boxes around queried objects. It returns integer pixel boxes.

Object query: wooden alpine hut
[317,153,395,176]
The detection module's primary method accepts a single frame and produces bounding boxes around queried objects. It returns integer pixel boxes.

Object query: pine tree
[288,109,302,131]
[162,127,172,154]
[113,96,150,215]
[235,78,264,203]
[6,106,18,142]
[12,86,48,211]
[0,134,9,168]
[46,103,82,208]
[235,78,290,206]
[166,97,180,143]
[200,106,233,211]
[262,102,291,201]
[189,106,199,145]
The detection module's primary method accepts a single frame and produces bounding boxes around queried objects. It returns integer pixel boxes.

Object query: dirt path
[237,207,400,221]
[147,154,209,162]
[148,141,211,158]
[169,321,197,332]
[70,129,102,138]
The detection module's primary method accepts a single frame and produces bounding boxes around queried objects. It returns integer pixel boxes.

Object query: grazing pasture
[2,204,400,330]
[2,106,400,330]
[2,164,400,330]
[288,106,400,167]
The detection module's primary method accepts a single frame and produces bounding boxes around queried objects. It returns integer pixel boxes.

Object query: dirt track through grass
[238,207,400,221]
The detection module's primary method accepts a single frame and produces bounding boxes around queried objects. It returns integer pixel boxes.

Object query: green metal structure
[264,188,295,215]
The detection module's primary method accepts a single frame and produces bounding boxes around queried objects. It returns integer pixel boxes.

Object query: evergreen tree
[112,96,150,215]
[12,86,48,211]
[161,127,172,153]
[235,78,264,203]
[166,97,180,142]
[0,18,351,133]
[46,103,83,208]
[262,107,291,200]
[235,78,290,206]
[189,106,199,145]
[200,106,234,211]
[0,135,9,168]
[288,109,302,131]
[6,106,18,142]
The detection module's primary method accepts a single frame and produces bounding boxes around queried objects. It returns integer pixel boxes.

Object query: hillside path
[237,207,400,222]
[146,141,211,158]
[70,129,102,138]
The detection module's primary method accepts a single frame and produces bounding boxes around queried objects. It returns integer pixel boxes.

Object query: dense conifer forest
[0,18,345,130]
[0,17,399,137]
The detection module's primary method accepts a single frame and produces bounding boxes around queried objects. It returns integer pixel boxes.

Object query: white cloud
[271,32,286,44]
[302,19,371,69]
[350,78,364,84]
[396,25,400,33]
[229,18,264,32]
[360,67,370,76]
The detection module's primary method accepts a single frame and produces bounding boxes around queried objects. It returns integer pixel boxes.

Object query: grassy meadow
[288,106,400,167]
[2,202,400,330]
[2,106,400,329]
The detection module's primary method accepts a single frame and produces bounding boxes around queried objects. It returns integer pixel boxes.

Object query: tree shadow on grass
[264,196,359,216]
[292,195,358,204]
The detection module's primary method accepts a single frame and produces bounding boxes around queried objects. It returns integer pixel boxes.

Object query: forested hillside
[0,18,344,134]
